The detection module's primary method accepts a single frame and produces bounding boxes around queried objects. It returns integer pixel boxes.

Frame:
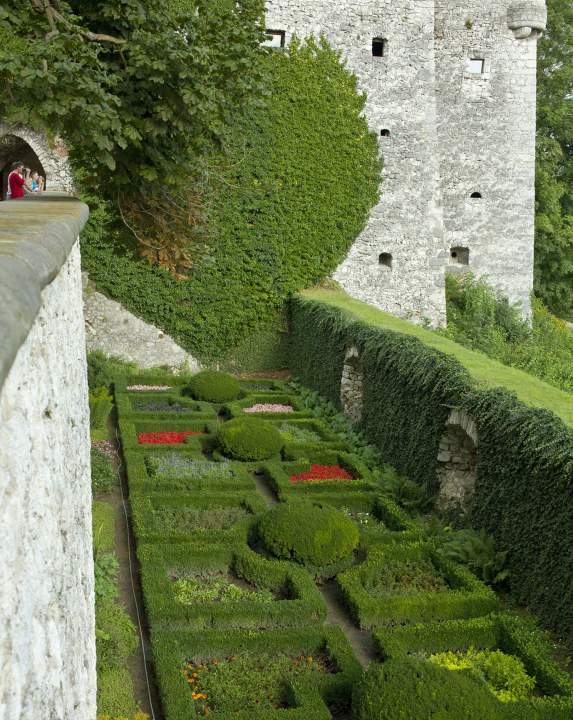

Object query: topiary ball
[351,657,499,720]
[259,501,359,567]
[182,370,240,403]
[217,417,282,461]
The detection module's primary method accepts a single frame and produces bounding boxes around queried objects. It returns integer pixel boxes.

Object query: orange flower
[193,673,198,677]
[213,660,217,664]
[307,657,312,661]
[184,670,188,674]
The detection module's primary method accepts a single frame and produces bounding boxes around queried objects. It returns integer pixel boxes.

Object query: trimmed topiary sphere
[259,501,359,567]
[351,657,499,720]
[217,417,282,461]
[182,370,240,403]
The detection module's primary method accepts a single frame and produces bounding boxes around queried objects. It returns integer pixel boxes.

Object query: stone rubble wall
[0,236,96,719]
[265,0,448,326]
[83,271,202,373]
[435,0,540,316]
[436,410,478,512]
[340,346,364,422]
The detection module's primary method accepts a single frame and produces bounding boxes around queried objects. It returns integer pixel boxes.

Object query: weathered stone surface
[0,240,96,719]
[83,272,202,372]
[264,0,542,323]
[436,410,478,512]
[341,345,363,422]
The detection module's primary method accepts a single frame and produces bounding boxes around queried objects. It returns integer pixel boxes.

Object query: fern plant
[375,467,435,515]
[437,528,510,585]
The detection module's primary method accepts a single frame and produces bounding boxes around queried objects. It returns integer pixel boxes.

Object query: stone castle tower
[264,0,547,324]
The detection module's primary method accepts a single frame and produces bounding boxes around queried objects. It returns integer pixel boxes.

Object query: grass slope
[300,289,573,426]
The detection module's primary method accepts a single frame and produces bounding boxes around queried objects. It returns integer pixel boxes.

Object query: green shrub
[90,387,114,429]
[259,500,359,567]
[351,656,501,719]
[88,349,137,390]
[217,417,282,461]
[91,446,115,495]
[92,500,115,552]
[182,370,240,403]
[96,667,139,719]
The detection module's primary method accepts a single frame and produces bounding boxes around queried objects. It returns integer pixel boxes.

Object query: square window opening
[263,31,285,48]
[469,59,484,74]
[372,39,385,57]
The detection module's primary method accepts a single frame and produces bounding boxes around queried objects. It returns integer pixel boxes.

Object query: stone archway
[436,409,478,512]
[340,345,363,422]
[0,123,74,200]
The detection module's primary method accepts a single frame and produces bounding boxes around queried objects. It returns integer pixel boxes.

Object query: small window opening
[372,39,385,57]
[450,247,469,265]
[263,31,285,47]
[380,129,390,137]
[379,252,392,268]
[469,59,484,73]
[470,191,482,198]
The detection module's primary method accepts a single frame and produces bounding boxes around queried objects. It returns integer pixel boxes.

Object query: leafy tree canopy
[535,0,573,318]
[0,0,269,270]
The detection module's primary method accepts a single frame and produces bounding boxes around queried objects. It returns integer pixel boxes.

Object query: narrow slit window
[263,31,285,47]
[379,252,392,268]
[380,129,390,137]
[469,59,484,73]
[372,39,385,57]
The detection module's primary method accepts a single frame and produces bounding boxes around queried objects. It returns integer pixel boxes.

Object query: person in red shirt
[7,161,30,200]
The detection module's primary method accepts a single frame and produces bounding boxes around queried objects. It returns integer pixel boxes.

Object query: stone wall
[263,0,544,324]
[83,272,202,372]
[0,195,95,719]
[436,409,478,511]
[340,346,363,422]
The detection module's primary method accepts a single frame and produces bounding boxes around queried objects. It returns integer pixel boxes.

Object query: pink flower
[127,384,171,390]
[243,404,293,413]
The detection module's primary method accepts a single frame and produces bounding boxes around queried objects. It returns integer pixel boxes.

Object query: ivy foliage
[289,293,573,650]
[80,37,381,360]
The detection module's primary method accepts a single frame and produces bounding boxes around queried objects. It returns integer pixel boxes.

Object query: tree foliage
[0,0,268,273]
[80,38,382,358]
[535,0,573,318]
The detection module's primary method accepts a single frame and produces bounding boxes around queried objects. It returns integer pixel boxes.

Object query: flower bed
[278,422,322,443]
[148,454,233,480]
[244,403,293,413]
[174,574,275,605]
[92,439,116,458]
[132,401,196,412]
[289,465,353,483]
[137,431,204,444]
[127,384,171,390]
[184,650,333,715]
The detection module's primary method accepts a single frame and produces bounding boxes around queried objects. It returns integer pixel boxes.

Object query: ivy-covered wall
[289,294,573,651]
[80,38,381,361]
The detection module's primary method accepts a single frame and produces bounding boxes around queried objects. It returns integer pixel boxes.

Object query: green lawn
[300,289,573,427]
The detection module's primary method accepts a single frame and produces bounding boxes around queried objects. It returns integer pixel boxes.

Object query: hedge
[337,542,498,629]
[138,543,328,630]
[151,626,362,720]
[288,293,573,650]
[130,491,267,545]
[371,614,573,718]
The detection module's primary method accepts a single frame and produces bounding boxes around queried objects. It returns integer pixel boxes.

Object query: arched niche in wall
[340,345,363,422]
[0,123,74,200]
[436,410,478,513]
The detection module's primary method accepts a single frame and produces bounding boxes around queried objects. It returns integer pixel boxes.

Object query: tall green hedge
[288,294,573,651]
[80,37,381,360]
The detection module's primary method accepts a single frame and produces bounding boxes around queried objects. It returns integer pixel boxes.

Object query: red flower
[137,431,204,444]
[289,464,353,482]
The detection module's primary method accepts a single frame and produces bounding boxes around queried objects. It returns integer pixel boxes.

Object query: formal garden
[90,357,573,720]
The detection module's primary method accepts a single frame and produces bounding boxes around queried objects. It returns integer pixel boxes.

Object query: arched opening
[379,252,392,268]
[341,346,363,422]
[436,410,478,512]
[470,191,482,198]
[0,135,47,201]
[380,129,390,137]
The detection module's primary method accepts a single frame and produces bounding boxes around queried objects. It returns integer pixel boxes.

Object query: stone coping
[0,193,89,391]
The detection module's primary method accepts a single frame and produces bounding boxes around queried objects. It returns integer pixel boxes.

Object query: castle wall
[0,195,95,719]
[264,0,448,325]
[435,0,541,316]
